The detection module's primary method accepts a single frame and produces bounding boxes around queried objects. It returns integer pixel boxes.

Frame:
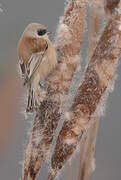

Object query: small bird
[17,23,57,112]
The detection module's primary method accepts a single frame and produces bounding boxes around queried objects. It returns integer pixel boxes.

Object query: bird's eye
[37,29,47,36]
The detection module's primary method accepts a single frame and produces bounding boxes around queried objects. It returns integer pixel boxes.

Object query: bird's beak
[47,31,54,40]
[47,31,52,35]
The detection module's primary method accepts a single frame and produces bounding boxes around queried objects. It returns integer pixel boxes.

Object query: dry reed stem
[87,1,102,61]
[48,2,121,179]
[78,118,99,180]
[22,0,87,179]
[78,1,120,180]
[78,1,120,179]
[78,0,104,179]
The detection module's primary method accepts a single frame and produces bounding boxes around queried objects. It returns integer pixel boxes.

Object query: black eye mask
[37,29,47,36]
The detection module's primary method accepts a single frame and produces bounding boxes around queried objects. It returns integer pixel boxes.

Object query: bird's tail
[26,85,37,113]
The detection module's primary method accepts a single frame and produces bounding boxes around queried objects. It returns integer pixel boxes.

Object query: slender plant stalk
[77,1,120,179]
[78,1,121,180]
[78,0,103,179]
[87,2,102,61]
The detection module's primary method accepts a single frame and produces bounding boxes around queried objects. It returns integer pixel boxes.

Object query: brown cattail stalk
[47,1,121,179]
[78,1,120,180]
[22,0,87,179]
[77,1,119,179]
[78,0,104,179]
[87,0,104,61]
[77,1,119,180]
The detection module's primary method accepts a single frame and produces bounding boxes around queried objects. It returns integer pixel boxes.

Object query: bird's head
[18,23,50,64]
[23,23,48,39]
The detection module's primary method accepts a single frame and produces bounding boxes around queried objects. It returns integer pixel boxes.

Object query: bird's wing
[27,53,44,79]
[25,39,48,82]
[19,53,44,85]
[18,38,48,85]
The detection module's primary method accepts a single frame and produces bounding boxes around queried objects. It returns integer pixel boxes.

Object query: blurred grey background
[0,0,121,180]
